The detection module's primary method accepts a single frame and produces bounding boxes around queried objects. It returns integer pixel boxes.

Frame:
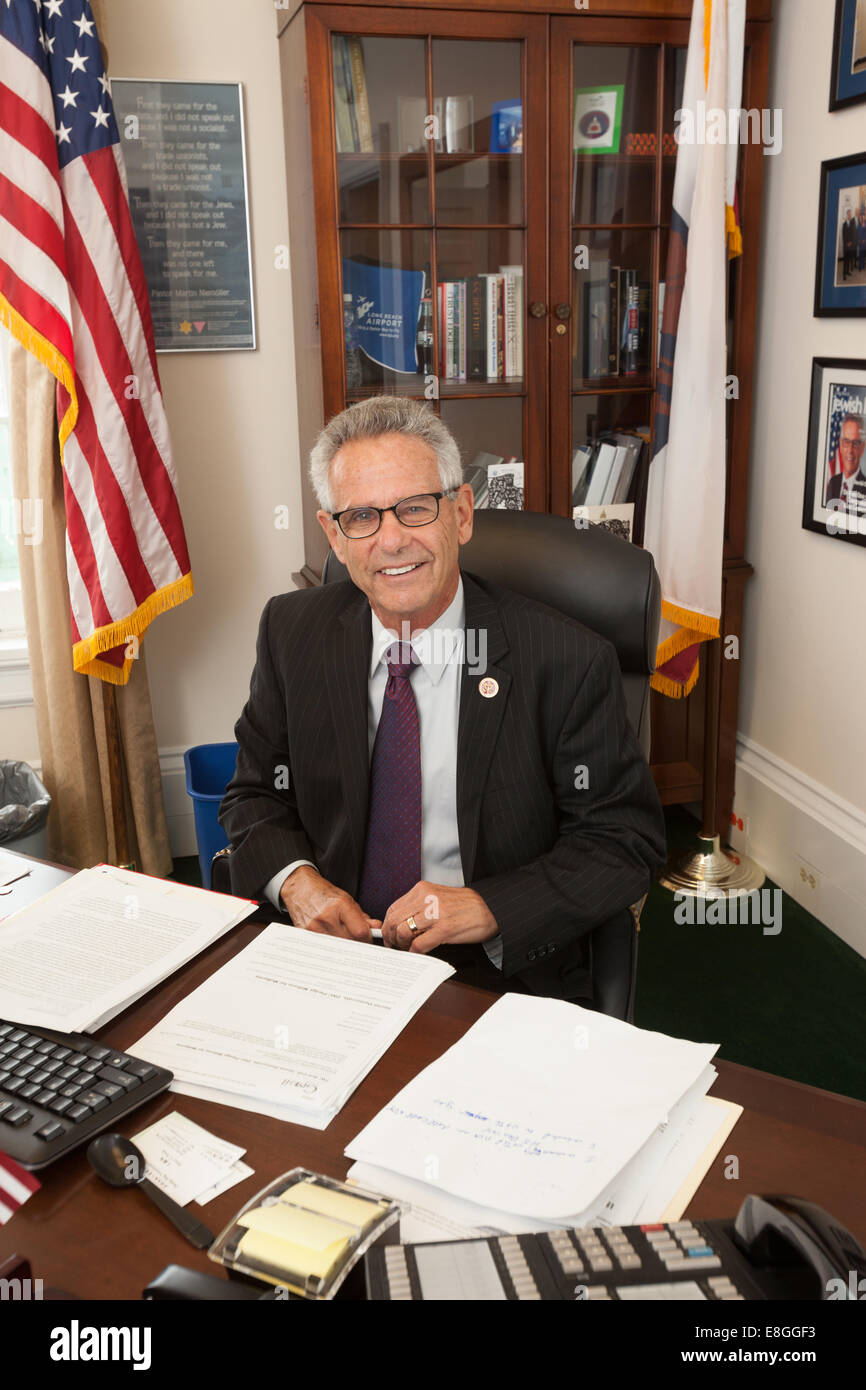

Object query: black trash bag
[0,760,51,844]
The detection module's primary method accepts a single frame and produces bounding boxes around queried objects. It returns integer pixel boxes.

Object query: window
[0,328,33,706]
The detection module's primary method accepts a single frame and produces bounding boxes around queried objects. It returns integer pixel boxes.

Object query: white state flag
[643,0,745,699]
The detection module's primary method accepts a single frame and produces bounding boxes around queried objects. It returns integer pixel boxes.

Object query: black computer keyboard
[0,1020,172,1170]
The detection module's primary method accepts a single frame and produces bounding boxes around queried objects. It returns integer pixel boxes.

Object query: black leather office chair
[214,510,661,1020]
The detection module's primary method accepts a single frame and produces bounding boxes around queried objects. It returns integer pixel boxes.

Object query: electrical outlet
[795,856,821,901]
[728,809,750,853]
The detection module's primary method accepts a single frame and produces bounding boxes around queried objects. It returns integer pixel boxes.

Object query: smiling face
[316,432,474,633]
[840,420,865,478]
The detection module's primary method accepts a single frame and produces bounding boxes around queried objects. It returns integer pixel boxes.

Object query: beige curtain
[8,339,173,875]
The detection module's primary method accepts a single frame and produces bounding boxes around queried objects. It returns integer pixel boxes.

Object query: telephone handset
[734,1194,866,1300]
[364,1194,866,1301]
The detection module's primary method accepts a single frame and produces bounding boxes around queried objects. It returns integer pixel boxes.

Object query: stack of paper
[0,864,257,1033]
[128,927,455,1130]
[131,1112,254,1207]
[345,994,742,1242]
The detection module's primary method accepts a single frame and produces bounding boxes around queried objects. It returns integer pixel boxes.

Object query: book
[499,265,524,379]
[573,503,635,543]
[658,280,666,364]
[487,459,524,510]
[584,259,610,379]
[584,441,617,505]
[332,36,356,153]
[444,95,474,153]
[490,100,522,152]
[608,264,620,374]
[638,281,651,373]
[456,280,467,381]
[347,37,374,153]
[604,446,628,504]
[466,276,487,380]
[572,445,594,505]
[465,459,492,508]
[341,259,425,375]
[622,269,639,376]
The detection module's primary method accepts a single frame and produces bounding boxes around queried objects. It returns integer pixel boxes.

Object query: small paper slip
[131,1112,246,1208]
[196,1161,255,1207]
[0,864,256,1032]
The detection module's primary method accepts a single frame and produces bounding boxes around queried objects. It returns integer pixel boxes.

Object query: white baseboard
[731,734,866,959]
[159,747,198,860]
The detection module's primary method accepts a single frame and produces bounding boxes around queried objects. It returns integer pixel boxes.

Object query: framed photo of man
[802,358,866,548]
[814,153,866,315]
[830,0,866,111]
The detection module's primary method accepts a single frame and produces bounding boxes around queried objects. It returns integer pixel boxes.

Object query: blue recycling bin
[184,742,238,889]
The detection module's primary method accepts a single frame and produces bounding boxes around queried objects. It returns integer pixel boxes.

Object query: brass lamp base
[659,833,766,897]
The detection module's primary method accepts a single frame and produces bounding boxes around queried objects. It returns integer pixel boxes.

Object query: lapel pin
[479,677,499,698]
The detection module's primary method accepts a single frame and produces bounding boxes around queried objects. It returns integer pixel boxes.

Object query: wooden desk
[1,889,865,1300]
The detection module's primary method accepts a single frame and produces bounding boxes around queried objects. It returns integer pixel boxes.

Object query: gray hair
[308,396,463,511]
[841,412,865,438]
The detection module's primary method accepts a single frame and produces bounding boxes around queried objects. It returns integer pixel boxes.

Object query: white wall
[2,1,305,854]
[733,0,866,955]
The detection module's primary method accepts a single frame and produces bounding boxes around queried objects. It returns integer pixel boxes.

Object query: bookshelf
[278,0,773,840]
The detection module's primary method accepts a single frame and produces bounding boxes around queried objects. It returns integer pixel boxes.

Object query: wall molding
[159,746,197,860]
[732,733,866,959]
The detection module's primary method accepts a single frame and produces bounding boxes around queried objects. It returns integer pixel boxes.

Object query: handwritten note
[346,994,718,1221]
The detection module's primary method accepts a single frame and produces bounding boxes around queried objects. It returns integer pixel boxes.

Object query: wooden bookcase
[277,0,773,840]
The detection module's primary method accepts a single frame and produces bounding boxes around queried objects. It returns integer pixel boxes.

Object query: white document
[129,927,455,1129]
[636,1095,743,1223]
[195,1160,255,1207]
[346,993,718,1221]
[131,1111,246,1207]
[0,865,256,1032]
[348,1158,547,1240]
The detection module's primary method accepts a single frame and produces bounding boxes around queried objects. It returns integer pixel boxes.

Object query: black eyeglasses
[331,490,460,539]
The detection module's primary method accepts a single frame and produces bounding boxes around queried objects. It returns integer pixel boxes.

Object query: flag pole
[659,634,764,897]
[101,682,134,870]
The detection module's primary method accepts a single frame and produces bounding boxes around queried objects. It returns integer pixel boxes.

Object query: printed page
[0,865,255,1032]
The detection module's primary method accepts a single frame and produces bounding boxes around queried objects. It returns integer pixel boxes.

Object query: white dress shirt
[264,575,502,966]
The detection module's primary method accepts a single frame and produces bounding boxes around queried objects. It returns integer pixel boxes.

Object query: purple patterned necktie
[357,641,422,922]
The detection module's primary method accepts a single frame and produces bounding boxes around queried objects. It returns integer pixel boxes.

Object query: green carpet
[635,808,866,1103]
[172,808,866,1102]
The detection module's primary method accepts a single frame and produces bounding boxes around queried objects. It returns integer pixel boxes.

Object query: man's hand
[381,882,499,954]
[279,866,380,942]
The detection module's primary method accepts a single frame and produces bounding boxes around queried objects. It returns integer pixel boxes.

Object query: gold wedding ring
[406,914,419,934]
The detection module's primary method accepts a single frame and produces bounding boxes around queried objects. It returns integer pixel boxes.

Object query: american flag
[827,385,854,478]
[0,1149,40,1224]
[0,0,192,683]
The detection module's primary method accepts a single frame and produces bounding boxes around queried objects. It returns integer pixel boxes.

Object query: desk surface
[1,867,865,1300]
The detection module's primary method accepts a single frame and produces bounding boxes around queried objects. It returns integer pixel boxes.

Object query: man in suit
[842,209,857,280]
[220,397,666,1006]
[825,413,866,505]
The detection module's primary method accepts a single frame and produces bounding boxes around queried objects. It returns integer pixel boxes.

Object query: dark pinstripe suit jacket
[219,569,666,1003]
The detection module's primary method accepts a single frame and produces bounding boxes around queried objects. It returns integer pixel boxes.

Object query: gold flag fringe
[0,294,78,449]
[73,573,194,684]
[726,203,743,260]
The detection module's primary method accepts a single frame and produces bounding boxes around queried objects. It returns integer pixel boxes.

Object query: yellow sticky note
[236,1226,349,1283]
[238,1202,348,1251]
[281,1180,385,1230]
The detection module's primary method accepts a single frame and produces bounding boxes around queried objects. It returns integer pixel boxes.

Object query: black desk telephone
[365,1195,866,1301]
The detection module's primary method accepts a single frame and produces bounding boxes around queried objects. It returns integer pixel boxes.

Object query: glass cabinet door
[550,22,689,528]
[318,14,546,512]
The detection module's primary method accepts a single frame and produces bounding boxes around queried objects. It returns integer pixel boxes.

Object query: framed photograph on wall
[813,152,866,315]
[830,0,866,111]
[802,358,866,547]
